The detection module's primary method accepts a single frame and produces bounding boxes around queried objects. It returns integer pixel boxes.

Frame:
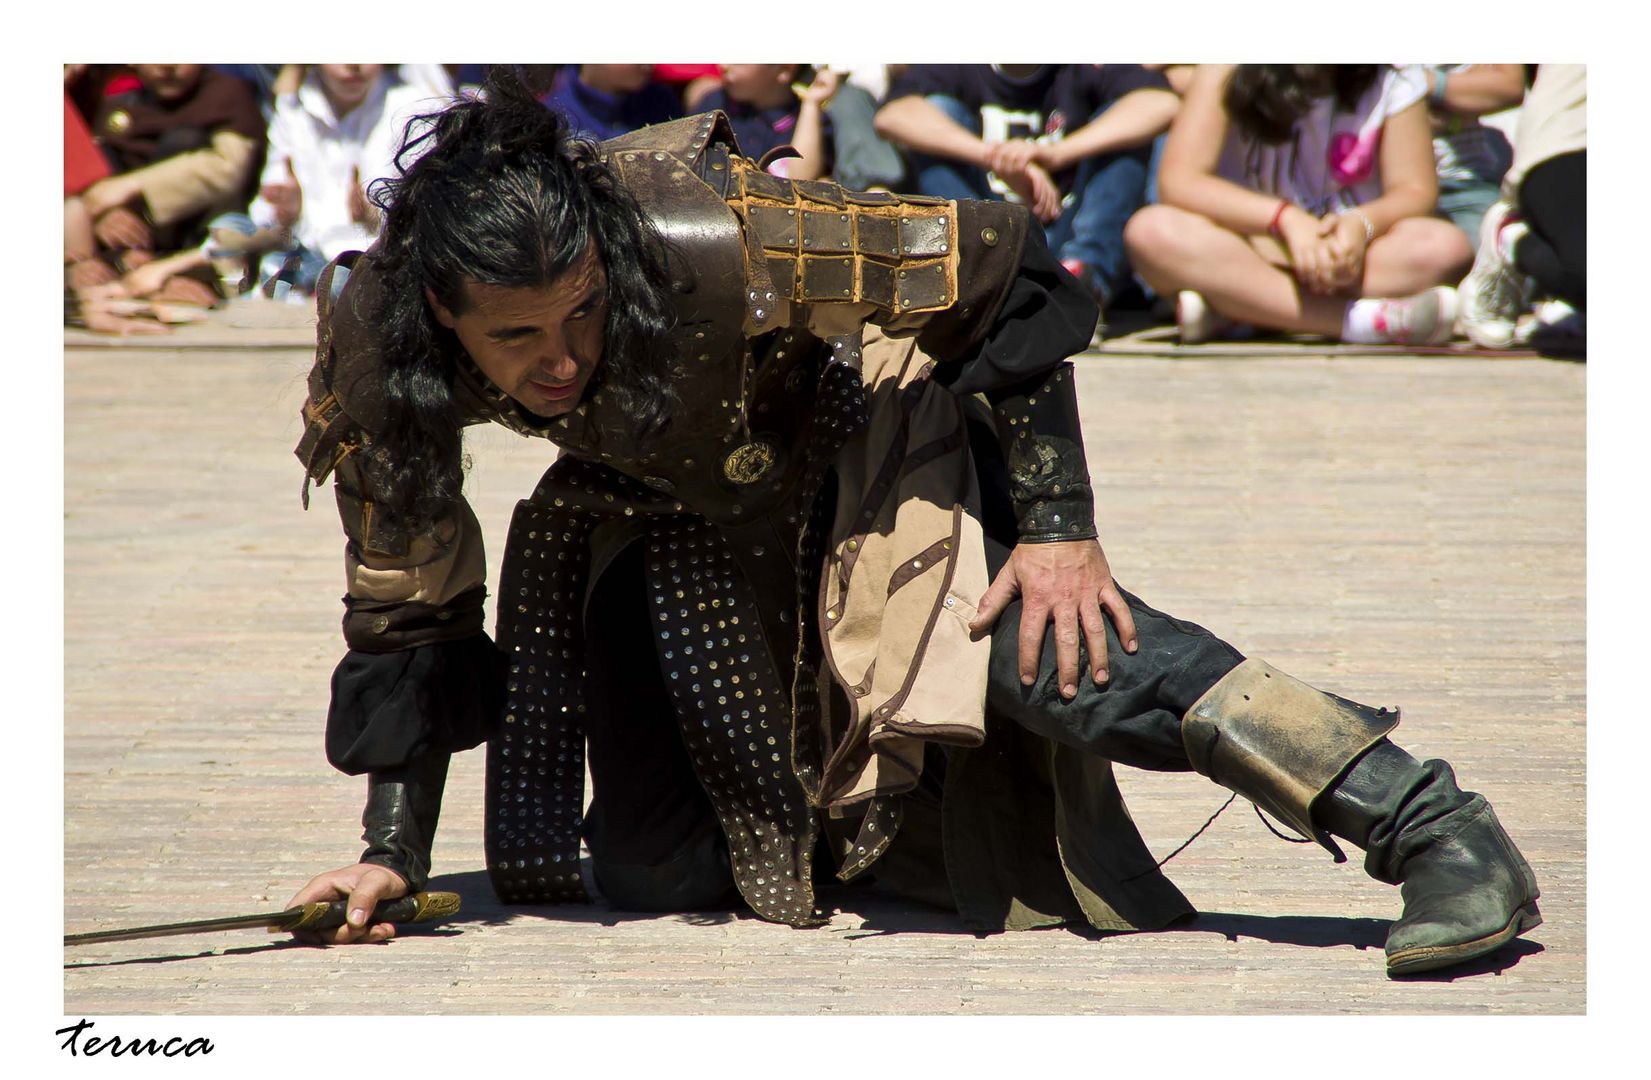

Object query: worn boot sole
[1385,901,1542,976]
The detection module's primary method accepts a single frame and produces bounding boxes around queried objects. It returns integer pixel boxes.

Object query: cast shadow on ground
[1174,911,1545,977]
[838,902,1544,978]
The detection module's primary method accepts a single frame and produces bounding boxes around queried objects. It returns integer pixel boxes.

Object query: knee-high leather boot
[1316,740,1541,975]
[1182,659,1540,977]
[359,751,451,893]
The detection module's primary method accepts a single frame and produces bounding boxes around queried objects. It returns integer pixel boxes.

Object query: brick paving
[63,304,1584,1014]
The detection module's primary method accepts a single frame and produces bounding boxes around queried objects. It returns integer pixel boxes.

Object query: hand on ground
[285,863,409,945]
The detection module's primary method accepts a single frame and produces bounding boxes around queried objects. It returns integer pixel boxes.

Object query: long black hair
[363,67,677,532]
[1223,65,1383,145]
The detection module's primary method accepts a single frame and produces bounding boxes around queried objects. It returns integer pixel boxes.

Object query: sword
[64,891,462,946]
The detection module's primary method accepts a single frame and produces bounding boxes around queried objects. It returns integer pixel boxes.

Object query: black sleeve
[1090,64,1172,107]
[929,214,1098,397]
[884,64,973,107]
[927,205,1101,543]
[324,632,508,776]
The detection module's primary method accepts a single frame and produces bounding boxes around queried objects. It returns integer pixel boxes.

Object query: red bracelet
[1267,199,1291,236]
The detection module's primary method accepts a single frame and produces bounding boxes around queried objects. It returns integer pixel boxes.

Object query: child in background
[697,65,838,180]
[75,63,265,307]
[217,64,438,298]
[538,65,681,142]
[1126,64,1472,345]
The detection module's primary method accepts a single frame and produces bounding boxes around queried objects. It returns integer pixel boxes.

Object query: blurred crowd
[63,63,1585,352]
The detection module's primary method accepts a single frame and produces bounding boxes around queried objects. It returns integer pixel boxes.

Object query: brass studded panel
[643,515,826,927]
[484,500,594,905]
[726,159,960,317]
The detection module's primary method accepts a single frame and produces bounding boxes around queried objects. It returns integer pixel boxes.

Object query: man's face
[428,245,609,420]
[134,64,203,101]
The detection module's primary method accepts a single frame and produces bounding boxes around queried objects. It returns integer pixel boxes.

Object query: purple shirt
[540,68,681,141]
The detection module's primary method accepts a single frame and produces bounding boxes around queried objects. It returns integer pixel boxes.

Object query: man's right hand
[285,862,409,945]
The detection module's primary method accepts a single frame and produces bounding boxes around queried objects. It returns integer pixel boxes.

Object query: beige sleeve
[334,455,487,607]
[127,130,259,226]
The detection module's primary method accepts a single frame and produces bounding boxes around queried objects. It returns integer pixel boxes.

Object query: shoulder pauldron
[723,157,961,322]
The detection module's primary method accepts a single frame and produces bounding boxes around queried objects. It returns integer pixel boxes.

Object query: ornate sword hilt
[274,891,462,933]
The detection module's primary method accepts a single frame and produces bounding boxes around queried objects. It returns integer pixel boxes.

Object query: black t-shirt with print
[885,64,1169,192]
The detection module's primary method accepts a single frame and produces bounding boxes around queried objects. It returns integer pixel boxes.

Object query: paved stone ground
[62,303,1584,1014]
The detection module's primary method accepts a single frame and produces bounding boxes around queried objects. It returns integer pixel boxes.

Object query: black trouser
[581,541,739,911]
[577,533,1245,911]
[980,534,1243,773]
[1515,150,1586,309]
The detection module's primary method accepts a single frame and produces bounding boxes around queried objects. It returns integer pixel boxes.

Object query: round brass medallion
[722,439,778,485]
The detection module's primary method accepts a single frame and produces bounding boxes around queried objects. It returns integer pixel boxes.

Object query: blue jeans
[207,213,342,300]
[906,95,1149,306]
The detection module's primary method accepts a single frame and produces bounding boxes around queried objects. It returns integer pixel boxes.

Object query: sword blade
[65,908,299,946]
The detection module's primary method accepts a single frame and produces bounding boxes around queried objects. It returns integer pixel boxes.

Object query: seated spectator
[217,64,439,298]
[652,64,723,112]
[73,63,265,308]
[1126,64,1472,345]
[212,64,288,121]
[698,64,838,181]
[1457,64,1585,351]
[812,63,906,190]
[539,65,681,141]
[1424,64,1525,245]
[65,81,169,335]
[874,64,1177,313]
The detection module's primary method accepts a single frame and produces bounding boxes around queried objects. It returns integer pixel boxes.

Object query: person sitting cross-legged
[1125,64,1472,346]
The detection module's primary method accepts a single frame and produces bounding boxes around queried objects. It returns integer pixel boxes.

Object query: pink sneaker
[1370,286,1460,346]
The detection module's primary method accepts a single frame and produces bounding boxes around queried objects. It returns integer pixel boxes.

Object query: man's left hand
[969,538,1138,698]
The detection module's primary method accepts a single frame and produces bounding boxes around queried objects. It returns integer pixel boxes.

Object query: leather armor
[295,112,1083,926]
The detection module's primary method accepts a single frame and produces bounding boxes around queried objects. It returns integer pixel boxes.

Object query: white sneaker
[1457,200,1534,349]
[1177,289,1243,344]
[1371,286,1460,346]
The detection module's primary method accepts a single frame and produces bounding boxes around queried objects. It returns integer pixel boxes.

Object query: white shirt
[249,72,442,260]
[1217,65,1428,217]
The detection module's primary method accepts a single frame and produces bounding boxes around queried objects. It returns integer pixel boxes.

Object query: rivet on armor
[981,227,999,246]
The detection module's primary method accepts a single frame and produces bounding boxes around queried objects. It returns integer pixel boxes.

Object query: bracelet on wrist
[1267,198,1292,237]
[1429,65,1452,108]
[1343,207,1376,244]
